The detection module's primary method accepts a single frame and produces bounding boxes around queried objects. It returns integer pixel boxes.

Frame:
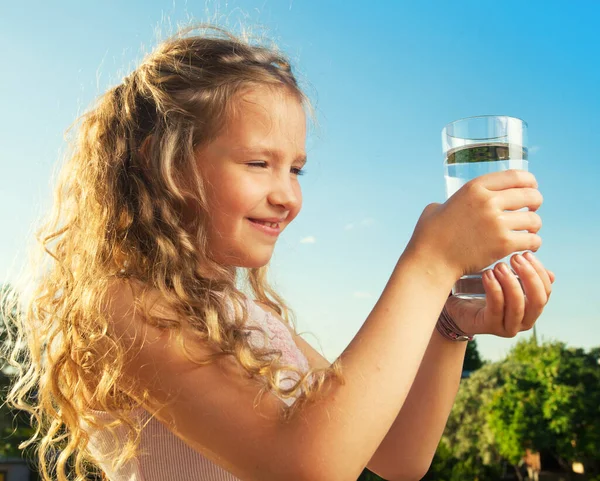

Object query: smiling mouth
[247,218,282,235]
[248,218,280,228]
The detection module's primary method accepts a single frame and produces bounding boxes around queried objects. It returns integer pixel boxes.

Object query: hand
[407,170,543,280]
[445,252,555,337]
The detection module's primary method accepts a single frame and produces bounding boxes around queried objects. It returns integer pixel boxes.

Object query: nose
[267,174,301,211]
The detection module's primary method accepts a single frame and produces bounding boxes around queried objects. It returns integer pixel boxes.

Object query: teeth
[253,220,278,228]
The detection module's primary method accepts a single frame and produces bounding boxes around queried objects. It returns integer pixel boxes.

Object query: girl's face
[195,87,306,268]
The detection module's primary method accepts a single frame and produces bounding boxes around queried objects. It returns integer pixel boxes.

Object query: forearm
[368,328,467,480]
[289,249,458,481]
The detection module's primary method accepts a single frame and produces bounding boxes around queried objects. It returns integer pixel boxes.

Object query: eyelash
[247,162,306,176]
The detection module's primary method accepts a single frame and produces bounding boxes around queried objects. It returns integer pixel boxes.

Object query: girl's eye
[248,162,268,168]
[247,162,306,176]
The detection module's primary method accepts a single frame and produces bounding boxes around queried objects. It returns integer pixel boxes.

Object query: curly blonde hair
[1,24,343,481]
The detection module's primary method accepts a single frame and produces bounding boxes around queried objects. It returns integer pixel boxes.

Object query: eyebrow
[237,147,307,166]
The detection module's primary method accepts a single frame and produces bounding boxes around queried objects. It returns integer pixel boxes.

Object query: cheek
[210,176,259,217]
[231,179,266,214]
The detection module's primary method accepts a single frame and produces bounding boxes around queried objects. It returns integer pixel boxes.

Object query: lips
[247,218,281,236]
[248,219,279,228]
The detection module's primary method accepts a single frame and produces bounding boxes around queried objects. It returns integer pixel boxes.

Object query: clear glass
[442,115,528,299]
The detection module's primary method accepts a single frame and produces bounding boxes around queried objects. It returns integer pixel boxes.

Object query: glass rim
[443,115,528,138]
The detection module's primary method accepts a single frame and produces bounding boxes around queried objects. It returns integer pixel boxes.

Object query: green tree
[1,283,37,457]
[357,467,386,480]
[463,338,484,372]
[428,338,600,480]
[488,339,600,476]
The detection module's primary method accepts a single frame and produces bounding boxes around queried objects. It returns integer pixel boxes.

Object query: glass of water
[442,115,528,299]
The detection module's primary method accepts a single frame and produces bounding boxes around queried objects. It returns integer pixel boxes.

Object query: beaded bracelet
[436,304,474,342]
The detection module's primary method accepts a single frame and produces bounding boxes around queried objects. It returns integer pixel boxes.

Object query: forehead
[216,87,307,153]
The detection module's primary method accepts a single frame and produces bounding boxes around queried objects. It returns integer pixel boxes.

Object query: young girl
[4,25,554,481]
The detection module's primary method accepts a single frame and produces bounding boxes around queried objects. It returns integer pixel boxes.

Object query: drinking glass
[442,115,528,299]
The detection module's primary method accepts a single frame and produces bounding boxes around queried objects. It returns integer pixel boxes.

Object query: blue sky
[1,1,598,361]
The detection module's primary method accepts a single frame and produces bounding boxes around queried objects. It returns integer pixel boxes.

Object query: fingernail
[499,263,510,275]
[514,255,524,265]
[524,252,535,262]
[485,270,496,281]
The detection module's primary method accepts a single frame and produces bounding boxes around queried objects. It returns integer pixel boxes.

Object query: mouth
[247,218,281,236]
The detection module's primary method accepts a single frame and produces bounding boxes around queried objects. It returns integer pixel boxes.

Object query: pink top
[83,297,310,481]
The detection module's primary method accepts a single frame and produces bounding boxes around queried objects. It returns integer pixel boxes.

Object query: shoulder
[99,281,323,480]
[104,276,181,326]
[253,300,331,370]
[102,276,204,382]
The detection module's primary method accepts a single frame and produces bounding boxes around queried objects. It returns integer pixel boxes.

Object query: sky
[1,0,598,362]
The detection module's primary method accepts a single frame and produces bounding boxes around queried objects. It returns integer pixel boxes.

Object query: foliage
[488,338,600,474]
[428,337,600,478]
[463,338,484,372]
[0,283,38,457]
[0,283,16,372]
[358,467,386,480]
[423,440,505,481]
[444,362,505,464]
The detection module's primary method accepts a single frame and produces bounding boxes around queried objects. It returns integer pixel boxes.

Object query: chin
[217,250,273,269]
[240,256,272,269]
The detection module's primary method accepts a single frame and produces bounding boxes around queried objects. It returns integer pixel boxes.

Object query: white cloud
[344,223,355,231]
[300,236,316,244]
[353,291,373,299]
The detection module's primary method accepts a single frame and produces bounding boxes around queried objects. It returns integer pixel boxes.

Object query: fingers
[482,269,505,323]
[508,231,543,253]
[493,262,525,337]
[503,211,543,233]
[510,254,548,328]
[477,169,538,191]
[523,252,554,297]
[485,254,553,338]
[496,188,543,211]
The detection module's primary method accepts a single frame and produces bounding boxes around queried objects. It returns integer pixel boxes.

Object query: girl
[3,25,553,481]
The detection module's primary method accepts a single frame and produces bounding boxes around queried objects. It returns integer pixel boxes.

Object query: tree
[358,468,386,481]
[463,338,484,372]
[0,283,38,457]
[427,338,600,480]
[488,339,600,476]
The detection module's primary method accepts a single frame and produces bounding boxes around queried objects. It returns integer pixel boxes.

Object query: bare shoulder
[99,278,319,480]
[105,276,176,322]
[253,300,331,370]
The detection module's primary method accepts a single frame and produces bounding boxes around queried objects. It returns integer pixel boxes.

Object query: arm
[366,329,466,480]
[280,307,466,481]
